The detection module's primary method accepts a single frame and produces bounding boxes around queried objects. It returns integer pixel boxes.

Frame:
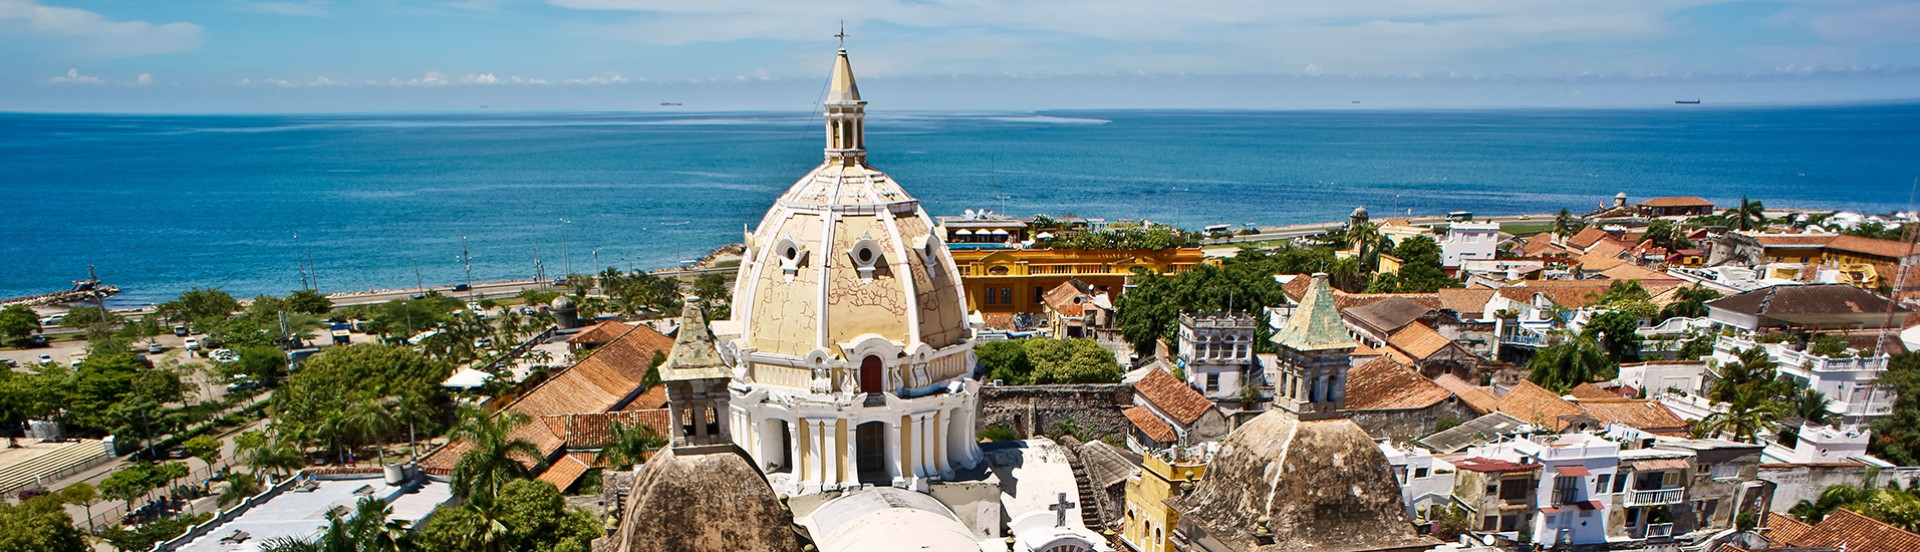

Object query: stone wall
[979,383,1134,441]
[1760,463,1920,513]
[1346,398,1478,443]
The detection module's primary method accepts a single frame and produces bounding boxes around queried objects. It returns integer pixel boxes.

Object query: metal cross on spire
[835,20,848,49]
[1049,492,1077,527]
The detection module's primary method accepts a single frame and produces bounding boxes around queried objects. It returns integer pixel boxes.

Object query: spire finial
[834,20,848,49]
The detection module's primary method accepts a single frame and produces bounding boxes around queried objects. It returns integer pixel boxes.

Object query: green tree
[235,428,304,480]
[490,479,601,552]
[276,344,450,446]
[1870,353,1920,464]
[1391,235,1460,293]
[218,472,261,508]
[1711,347,1790,404]
[600,422,666,472]
[415,504,507,552]
[977,340,1034,385]
[1789,389,1834,427]
[99,463,160,513]
[448,406,543,510]
[1527,335,1614,393]
[1790,481,1920,531]
[1581,310,1644,364]
[183,434,223,468]
[0,496,88,552]
[1723,197,1766,232]
[1659,286,1722,321]
[1552,208,1586,238]
[61,305,122,339]
[1810,334,1850,358]
[157,287,241,327]
[1025,338,1124,384]
[1643,219,1693,251]
[1843,220,1906,241]
[56,482,100,533]
[0,305,39,346]
[283,289,335,315]
[1702,385,1784,443]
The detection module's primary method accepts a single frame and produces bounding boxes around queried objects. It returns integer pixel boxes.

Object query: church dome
[725,48,971,390]
[610,447,802,552]
[1170,411,1434,550]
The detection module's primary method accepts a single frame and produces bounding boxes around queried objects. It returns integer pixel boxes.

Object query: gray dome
[1351,205,1368,217]
[550,295,576,310]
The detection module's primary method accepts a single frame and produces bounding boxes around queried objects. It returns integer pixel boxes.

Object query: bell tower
[1269,273,1357,419]
[661,298,734,454]
[823,44,866,166]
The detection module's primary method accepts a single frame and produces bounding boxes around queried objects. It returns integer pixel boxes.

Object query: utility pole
[413,257,424,292]
[561,217,572,278]
[462,235,474,301]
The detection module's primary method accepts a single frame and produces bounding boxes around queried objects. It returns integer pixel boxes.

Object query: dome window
[774,236,808,282]
[912,234,943,280]
[847,236,883,284]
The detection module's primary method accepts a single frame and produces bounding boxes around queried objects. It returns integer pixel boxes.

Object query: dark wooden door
[860,355,884,393]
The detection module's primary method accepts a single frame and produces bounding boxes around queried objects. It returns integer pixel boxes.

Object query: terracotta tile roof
[1755,233,1841,248]
[1599,263,1665,281]
[1496,381,1586,432]
[1333,292,1441,311]
[1568,383,1620,400]
[978,311,1017,330]
[1585,238,1631,260]
[1568,227,1611,249]
[1279,274,1314,303]
[1707,284,1905,318]
[1827,235,1913,260]
[568,320,636,346]
[1433,374,1499,414]
[1450,456,1541,473]
[1345,358,1452,411]
[1043,280,1089,317]
[1521,234,1574,257]
[622,385,669,411]
[1639,196,1714,208]
[1438,288,1496,316]
[555,410,672,449]
[1345,296,1434,335]
[1385,323,1459,361]
[1351,341,1385,358]
[1134,367,1214,426]
[535,451,598,491]
[1776,509,1920,552]
[1124,406,1177,444]
[1495,282,1613,309]
[419,324,675,472]
[1767,512,1814,544]
[1578,399,1689,435]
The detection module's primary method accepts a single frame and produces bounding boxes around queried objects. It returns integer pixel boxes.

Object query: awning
[442,368,491,390]
[954,229,974,236]
[1036,232,1054,240]
[991,229,1009,236]
[1539,507,1564,514]
[1578,500,1605,511]
[1554,465,1592,477]
[1630,458,1691,472]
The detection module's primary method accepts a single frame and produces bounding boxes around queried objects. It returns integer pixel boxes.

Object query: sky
[4,0,1920,112]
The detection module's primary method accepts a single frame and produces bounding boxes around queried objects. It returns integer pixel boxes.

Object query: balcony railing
[1625,488,1685,507]
[1644,523,1673,538]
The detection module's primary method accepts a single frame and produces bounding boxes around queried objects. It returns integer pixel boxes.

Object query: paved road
[1203,213,1553,246]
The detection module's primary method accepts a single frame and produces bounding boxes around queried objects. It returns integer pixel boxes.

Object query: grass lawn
[1501,222,1553,236]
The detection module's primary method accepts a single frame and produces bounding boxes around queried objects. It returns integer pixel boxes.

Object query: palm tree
[390,392,435,462]
[1712,346,1788,403]
[344,396,396,465]
[448,406,543,509]
[600,421,667,471]
[1724,196,1766,232]
[256,537,322,552]
[1527,334,1614,393]
[236,427,305,481]
[1703,385,1784,443]
[346,496,411,552]
[1552,208,1584,238]
[1790,389,1835,427]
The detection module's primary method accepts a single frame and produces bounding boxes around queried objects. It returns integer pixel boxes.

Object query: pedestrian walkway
[0,438,111,496]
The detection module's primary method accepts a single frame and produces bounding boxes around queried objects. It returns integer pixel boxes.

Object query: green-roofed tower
[662,297,735,454]
[1270,273,1357,419]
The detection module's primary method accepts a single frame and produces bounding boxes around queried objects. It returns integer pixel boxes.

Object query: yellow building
[1121,453,1205,552]
[949,248,1208,315]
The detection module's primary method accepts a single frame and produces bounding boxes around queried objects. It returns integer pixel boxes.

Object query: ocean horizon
[3,103,1917,307]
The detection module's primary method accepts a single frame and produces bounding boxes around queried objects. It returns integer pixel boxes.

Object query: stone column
[886,421,904,487]
[842,420,860,488]
[916,414,935,479]
[822,419,841,490]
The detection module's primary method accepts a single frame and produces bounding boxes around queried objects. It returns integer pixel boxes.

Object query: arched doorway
[860,355,884,394]
[761,419,792,474]
[854,421,888,484]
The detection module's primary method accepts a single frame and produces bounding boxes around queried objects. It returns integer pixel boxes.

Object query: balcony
[1644,523,1673,538]
[1625,488,1684,507]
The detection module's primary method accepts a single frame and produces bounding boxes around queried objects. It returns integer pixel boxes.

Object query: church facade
[715,46,985,495]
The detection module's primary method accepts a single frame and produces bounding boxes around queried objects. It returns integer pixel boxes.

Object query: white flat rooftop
[176,477,450,552]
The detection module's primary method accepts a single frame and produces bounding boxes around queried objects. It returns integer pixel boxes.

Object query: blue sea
[2,104,1918,306]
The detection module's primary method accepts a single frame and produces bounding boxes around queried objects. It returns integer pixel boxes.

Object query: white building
[1711,335,1894,422]
[1467,434,1620,547]
[1442,222,1502,267]
[1378,441,1457,521]
[1176,312,1258,400]
[718,47,982,496]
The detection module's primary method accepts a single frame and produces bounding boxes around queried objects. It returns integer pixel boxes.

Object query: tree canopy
[0,497,87,552]
[0,305,41,345]
[274,344,450,447]
[1870,353,1920,464]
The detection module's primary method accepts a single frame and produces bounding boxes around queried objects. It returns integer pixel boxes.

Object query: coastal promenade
[1205,212,1550,245]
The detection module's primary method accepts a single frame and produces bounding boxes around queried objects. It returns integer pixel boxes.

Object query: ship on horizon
[1675,99,1702,105]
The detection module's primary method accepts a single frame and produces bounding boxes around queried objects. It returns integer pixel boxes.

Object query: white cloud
[235,1,331,17]
[0,0,202,58]
[47,68,103,84]
[461,73,501,84]
[136,72,153,86]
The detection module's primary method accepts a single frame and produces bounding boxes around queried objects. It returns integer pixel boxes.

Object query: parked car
[148,342,164,354]
[68,353,87,367]
[225,375,258,392]
[474,337,495,349]
[183,337,201,351]
[0,358,15,368]
[172,324,189,336]
[39,314,63,326]
[37,354,53,365]
[516,306,537,316]
[208,349,240,363]
[452,283,471,292]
